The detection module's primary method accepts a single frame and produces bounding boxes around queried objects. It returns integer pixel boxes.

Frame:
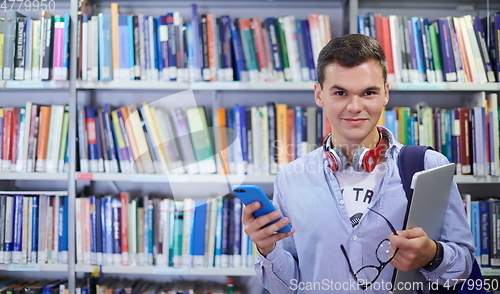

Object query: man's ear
[314,82,324,107]
[384,82,390,106]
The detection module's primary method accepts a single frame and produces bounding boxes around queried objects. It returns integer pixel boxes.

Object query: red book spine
[2,108,13,170]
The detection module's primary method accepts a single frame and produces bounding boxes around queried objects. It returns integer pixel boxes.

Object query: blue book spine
[479,200,490,267]
[385,110,397,140]
[191,4,202,81]
[473,16,494,80]
[265,18,284,79]
[111,197,122,265]
[102,196,113,265]
[229,19,248,81]
[30,197,39,258]
[103,104,118,171]
[89,195,97,265]
[115,109,132,165]
[301,19,316,80]
[407,20,418,81]
[409,114,416,145]
[214,197,223,267]
[295,19,308,81]
[127,15,135,79]
[471,202,481,263]
[436,19,456,82]
[411,17,426,82]
[220,16,232,75]
[154,17,162,73]
[142,16,152,79]
[357,14,365,34]
[95,197,102,265]
[98,13,112,80]
[12,195,23,262]
[234,104,248,172]
[23,18,32,80]
[158,15,169,80]
[191,199,207,265]
[58,196,69,263]
[166,13,177,81]
[295,107,302,158]
[62,14,70,79]
[186,24,195,80]
[118,15,130,80]
[147,199,154,262]
[221,197,232,261]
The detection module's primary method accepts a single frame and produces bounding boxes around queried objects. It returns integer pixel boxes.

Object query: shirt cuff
[420,241,454,281]
[257,245,287,276]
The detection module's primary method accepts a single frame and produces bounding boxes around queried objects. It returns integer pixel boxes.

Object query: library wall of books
[1,0,500,292]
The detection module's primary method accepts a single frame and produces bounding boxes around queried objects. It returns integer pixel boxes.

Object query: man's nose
[346,95,363,112]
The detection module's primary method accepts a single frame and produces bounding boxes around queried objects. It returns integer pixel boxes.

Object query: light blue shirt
[255,128,475,293]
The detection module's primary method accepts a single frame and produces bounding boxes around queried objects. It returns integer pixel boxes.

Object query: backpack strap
[398,145,433,228]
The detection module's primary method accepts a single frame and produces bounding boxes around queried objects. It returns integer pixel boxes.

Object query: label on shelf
[8,264,41,271]
[77,173,94,181]
[152,267,188,275]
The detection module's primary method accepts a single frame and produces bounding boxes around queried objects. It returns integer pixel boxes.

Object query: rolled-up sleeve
[254,172,301,293]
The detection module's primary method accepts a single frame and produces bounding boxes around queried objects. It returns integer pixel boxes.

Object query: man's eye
[365,91,376,96]
[335,91,346,96]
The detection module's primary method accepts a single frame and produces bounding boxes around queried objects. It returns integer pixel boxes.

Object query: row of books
[0,104,70,173]
[0,279,69,294]
[75,3,330,82]
[76,102,329,175]
[0,11,70,81]
[0,277,243,294]
[76,193,257,268]
[358,13,500,83]
[74,3,331,82]
[0,192,68,265]
[77,277,242,294]
[381,93,499,177]
[464,196,500,268]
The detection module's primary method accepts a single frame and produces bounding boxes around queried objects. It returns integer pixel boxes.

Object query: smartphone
[232,185,292,233]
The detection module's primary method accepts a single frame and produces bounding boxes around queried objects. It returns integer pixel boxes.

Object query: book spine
[12,195,23,264]
[41,15,54,80]
[14,17,27,80]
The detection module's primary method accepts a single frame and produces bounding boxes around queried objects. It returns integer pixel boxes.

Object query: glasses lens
[356,266,379,286]
[376,239,395,262]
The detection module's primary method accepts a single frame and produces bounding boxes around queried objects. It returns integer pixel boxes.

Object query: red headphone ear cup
[362,149,379,173]
[325,151,339,172]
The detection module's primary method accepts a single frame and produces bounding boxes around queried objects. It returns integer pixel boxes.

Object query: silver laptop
[391,163,456,294]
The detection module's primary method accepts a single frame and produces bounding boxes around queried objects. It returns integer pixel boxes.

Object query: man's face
[314,60,389,146]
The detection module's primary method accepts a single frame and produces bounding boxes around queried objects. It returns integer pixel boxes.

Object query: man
[242,34,474,293]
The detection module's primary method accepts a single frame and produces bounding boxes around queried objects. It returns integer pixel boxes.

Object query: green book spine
[429,25,443,81]
[277,17,291,81]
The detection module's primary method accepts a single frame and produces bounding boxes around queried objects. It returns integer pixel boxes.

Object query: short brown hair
[316,34,387,88]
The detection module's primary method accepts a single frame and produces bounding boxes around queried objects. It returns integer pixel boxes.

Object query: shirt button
[353,235,358,241]
[339,200,344,205]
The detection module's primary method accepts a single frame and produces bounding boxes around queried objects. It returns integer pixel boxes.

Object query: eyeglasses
[340,208,399,290]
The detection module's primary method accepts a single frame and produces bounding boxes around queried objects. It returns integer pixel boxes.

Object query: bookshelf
[1,0,500,293]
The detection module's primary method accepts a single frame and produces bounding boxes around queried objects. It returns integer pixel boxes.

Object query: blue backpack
[398,145,487,294]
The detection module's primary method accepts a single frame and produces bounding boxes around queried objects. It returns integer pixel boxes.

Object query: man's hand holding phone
[241,201,295,257]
